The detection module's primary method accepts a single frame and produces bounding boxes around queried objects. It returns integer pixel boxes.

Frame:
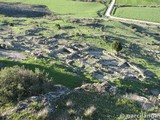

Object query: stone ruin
[0,24,150,81]
[48,39,148,81]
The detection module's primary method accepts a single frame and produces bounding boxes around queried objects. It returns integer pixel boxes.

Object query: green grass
[0,0,105,17]
[1,91,146,120]
[117,0,160,6]
[52,91,144,120]
[113,7,160,23]
[1,15,159,80]
[0,57,90,89]
[0,6,160,120]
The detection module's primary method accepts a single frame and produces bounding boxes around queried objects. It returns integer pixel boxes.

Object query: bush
[55,24,61,30]
[111,40,122,54]
[0,66,52,103]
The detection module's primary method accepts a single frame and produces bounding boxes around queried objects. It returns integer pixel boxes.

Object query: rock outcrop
[75,81,118,95]
[1,85,70,119]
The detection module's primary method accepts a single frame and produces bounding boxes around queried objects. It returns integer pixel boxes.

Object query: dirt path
[105,0,160,26]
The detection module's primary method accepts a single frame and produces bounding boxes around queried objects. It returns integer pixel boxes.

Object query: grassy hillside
[0,0,105,17]
[113,7,160,23]
[0,15,159,92]
[117,0,160,6]
[0,0,160,119]
[0,58,87,89]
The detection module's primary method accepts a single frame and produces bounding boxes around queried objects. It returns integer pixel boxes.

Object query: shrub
[111,40,122,54]
[9,23,14,27]
[74,31,80,37]
[0,66,52,103]
[55,24,61,30]
[2,20,14,26]
[130,25,136,29]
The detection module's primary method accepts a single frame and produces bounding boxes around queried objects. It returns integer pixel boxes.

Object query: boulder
[123,94,154,110]
[0,43,8,49]
[75,81,118,95]
[150,89,159,96]
[94,74,106,80]
[31,50,44,59]
[44,85,70,102]
[12,85,70,114]
[63,47,75,54]
[16,102,28,112]
[109,86,118,95]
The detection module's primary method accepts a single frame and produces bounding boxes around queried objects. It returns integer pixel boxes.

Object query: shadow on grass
[108,24,160,77]
[1,19,27,26]
[26,27,48,36]
[51,91,142,120]
[62,26,75,30]
[125,42,160,68]
[0,58,90,89]
[85,23,104,28]
[110,77,160,97]
[54,33,68,39]
[0,2,51,18]
[121,22,160,41]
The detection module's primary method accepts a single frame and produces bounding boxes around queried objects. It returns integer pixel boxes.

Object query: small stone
[0,102,3,107]
[30,96,40,102]
[150,89,159,96]
[94,74,105,80]
[0,63,4,69]
[16,103,28,112]
[158,94,160,100]
[100,81,109,87]
[142,103,154,110]
[0,43,7,49]
[66,100,74,107]
[109,86,118,95]
[31,50,44,59]
[21,118,28,120]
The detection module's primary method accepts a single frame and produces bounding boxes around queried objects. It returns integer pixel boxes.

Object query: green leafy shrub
[111,40,122,54]
[0,66,52,103]
[55,24,61,30]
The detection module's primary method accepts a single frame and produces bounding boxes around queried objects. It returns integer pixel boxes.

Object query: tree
[111,40,122,55]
